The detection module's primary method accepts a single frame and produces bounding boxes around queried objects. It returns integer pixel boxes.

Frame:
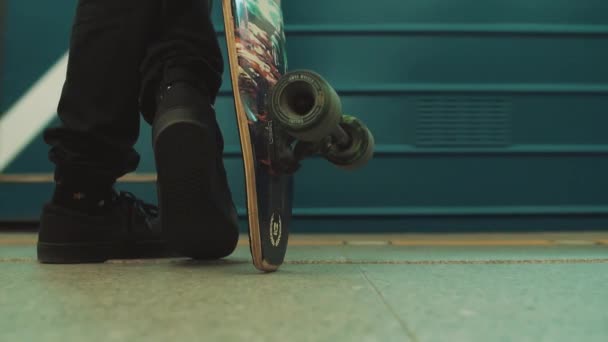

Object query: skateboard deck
[222,0,374,272]
[222,0,292,272]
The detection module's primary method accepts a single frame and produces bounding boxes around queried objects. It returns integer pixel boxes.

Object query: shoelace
[115,191,159,218]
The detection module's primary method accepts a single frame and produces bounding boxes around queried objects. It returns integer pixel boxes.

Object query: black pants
[43,0,223,183]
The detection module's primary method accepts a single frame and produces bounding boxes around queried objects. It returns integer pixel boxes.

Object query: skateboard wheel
[324,115,375,170]
[268,70,342,142]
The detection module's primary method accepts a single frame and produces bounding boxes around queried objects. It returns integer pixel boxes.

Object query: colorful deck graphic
[233,0,286,124]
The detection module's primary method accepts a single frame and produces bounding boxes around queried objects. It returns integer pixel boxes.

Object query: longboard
[222,0,292,272]
[222,0,374,273]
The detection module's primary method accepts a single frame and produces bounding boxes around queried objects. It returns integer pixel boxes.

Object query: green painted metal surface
[1,0,608,231]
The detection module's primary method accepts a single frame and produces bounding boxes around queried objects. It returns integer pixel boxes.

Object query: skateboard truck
[267,70,375,173]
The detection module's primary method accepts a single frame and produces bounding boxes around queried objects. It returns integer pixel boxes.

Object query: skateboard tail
[222,0,285,273]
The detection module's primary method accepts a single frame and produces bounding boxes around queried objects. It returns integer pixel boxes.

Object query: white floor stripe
[0,52,69,171]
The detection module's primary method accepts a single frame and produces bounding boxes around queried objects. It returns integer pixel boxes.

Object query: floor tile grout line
[3,258,608,264]
[4,237,608,247]
[286,258,608,265]
[359,265,419,342]
[0,258,35,263]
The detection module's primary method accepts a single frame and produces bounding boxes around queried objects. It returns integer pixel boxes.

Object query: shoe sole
[37,240,169,264]
[37,242,111,264]
[153,108,237,259]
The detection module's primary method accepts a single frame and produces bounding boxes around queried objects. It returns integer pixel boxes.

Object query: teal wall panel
[280,0,608,26]
[0,0,6,101]
[1,0,608,231]
[0,0,76,112]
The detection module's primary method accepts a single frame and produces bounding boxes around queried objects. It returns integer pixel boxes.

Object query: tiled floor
[1,232,608,342]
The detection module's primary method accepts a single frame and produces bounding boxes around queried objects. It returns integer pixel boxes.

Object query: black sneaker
[37,191,169,264]
[153,83,239,260]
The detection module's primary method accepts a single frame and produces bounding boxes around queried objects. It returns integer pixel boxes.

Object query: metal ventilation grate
[415,96,512,147]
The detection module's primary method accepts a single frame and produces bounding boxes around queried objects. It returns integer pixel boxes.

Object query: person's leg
[44,0,162,182]
[38,0,168,263]
[140,0,239,260]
